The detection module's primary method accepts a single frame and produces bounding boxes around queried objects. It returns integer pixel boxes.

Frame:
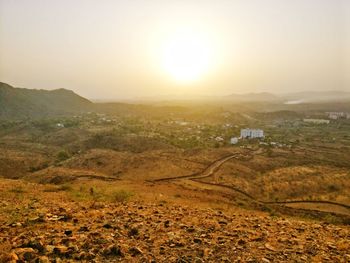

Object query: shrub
[327,184,340,192]
[9,186,26,194]
[113,190,133,203]
[57,184,73,191]
[56,151,70,162]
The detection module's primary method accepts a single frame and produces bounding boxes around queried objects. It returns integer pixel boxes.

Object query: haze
[0,0,349,100]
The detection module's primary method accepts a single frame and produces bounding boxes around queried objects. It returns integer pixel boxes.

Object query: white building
[326,112,345,120]
[240,129,264,139]
[230,137,239,144]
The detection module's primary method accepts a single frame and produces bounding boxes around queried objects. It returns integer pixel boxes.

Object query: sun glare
[161,30,213,83]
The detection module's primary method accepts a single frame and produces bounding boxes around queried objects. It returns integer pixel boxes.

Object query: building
[303,119,330,124]
[230,137,239,144]
[326,112,345,120]
[240,128,264,139]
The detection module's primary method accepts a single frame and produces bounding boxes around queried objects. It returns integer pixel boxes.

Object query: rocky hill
[0,179,349,262]
[0,82,92,119]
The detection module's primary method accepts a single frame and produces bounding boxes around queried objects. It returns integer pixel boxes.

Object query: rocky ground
[0,182,349,263]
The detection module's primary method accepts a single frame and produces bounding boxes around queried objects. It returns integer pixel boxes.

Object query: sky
[0,0,349,100]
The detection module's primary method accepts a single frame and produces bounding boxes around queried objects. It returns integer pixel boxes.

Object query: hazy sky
[0,0,349,100]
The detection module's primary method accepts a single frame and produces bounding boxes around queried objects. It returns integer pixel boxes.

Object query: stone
[200,248,211,258]
[159,246,166,255]
[237,239,246,246]
[78,226,89,232]
[194,257,204,263]
[103,223,113,229]
[164,220,170,228]
[128,227,139,237]
[45,245,55,253]
[5,252,19,261]
[129,246,143,256]
[78,252,96,260]
[186,226,195,233]
[265,243,278,252]
[64,230,73,236]
[193,238,202,244]
[23,239,45,252]
[14,248,35,261]
[53,245,68,256]
[103,245,123,257]
[37,256,50,263]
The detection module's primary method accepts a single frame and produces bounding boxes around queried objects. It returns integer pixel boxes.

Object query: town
[3,107,350,153]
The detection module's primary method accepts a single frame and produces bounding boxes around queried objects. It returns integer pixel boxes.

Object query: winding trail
[194,180,350,210]
[150,153,240,182]
[151,151,350,212]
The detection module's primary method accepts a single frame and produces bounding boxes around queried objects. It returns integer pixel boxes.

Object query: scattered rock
[53,245,68,256]
[11,222,22,227]
[164,220,170,228]
[37,256,50,263]
[64,230,73,236]
[1,197,349,262]
[193,238,202,244]
[13,248,35,261]
[78,226,89,232]
[129,246,143,256]
[22,239,45,252]
[237,239,246,246]
[5,252,18,262]
[103,223,113,229]
[128,227,139,237]
[28,215,45,223]
[186,226,195,233]
[103,245,123,257]
[265,243,278,252]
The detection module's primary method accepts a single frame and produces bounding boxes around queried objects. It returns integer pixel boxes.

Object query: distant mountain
[225,91,350,103]
[226,92,281,102]
[0,82,92,119]
[283,91,350,104]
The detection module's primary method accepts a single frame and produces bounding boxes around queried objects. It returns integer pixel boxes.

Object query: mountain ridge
[2,81,350,120]
[0,82,92,119]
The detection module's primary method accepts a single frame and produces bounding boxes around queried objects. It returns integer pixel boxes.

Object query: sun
[161,30,213,83]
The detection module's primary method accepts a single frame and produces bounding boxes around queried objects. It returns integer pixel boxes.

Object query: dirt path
[189,154,238,180]
[151,151,350,213]
[194,180,350,210]
[150,153,241,182]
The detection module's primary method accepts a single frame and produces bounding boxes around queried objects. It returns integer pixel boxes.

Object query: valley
[0,83,350,262]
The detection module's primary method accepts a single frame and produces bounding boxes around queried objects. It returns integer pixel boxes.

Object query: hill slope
[0,82,92,119]
[0,179,349,262]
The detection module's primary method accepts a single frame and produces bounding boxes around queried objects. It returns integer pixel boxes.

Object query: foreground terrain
[0,179,349,263]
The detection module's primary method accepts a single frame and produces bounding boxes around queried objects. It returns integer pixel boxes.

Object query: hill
[225,91,350,104]
[0,82,92,119]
